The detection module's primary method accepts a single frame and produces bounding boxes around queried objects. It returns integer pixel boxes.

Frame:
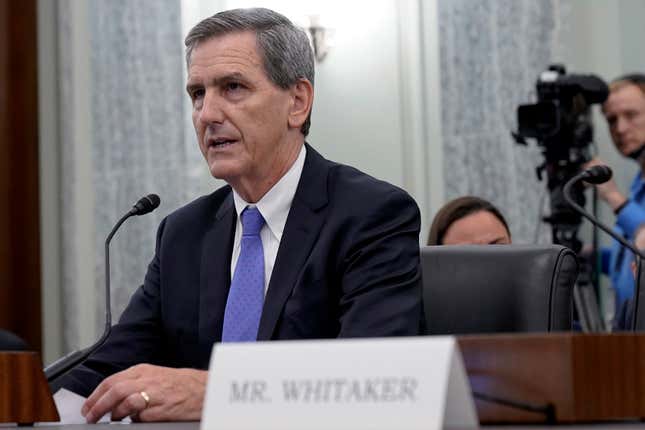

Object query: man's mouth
[208,138,237,149]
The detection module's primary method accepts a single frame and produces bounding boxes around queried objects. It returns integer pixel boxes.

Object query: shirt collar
[232,144,307,241]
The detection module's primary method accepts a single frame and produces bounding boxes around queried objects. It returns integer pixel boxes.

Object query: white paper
[35,388,117,425]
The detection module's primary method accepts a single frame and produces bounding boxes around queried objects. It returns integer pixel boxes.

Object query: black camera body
[517,64,608,169]
[514,64,609,251]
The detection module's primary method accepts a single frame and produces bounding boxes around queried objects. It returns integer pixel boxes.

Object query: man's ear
[288,79,314,130]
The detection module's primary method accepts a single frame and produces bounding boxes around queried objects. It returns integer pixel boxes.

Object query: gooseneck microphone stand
[563,166,645,331]
[44,194,161,383]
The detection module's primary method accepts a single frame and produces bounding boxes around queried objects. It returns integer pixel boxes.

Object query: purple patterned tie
[222,206,266,342]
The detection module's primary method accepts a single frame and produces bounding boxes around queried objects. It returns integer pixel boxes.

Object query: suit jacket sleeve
[336,186,422,337]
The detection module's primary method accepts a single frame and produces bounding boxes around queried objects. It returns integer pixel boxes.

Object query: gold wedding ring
[140,391,151,408]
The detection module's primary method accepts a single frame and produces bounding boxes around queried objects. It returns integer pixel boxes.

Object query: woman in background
[427,196,511,245]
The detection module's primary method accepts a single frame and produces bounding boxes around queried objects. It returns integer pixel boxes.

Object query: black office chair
[421,244,578,335]
[0,329,29,351]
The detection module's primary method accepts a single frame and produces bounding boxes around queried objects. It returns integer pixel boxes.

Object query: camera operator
[585,74,645,313]
[612,224,645,330]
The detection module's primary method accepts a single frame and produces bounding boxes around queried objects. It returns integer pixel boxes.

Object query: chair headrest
[421,244,578,334]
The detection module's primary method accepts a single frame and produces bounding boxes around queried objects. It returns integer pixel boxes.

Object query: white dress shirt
[230,144,307,293]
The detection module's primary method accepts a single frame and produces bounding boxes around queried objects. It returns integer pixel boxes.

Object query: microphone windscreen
[584,165,613,184]
[132,194,161,215]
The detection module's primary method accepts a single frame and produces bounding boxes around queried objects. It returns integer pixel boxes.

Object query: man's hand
[583,158,628,211]
[81,364,208,422]
[634,223,645,250]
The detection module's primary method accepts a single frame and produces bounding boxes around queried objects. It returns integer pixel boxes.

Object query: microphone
[580,165,612,184]
[130,194,161,216]
[563,167,645,330]
[45,194,161,383]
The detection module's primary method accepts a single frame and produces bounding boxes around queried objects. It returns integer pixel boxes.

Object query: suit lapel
[198,193,236,347]
[257,145,329,340]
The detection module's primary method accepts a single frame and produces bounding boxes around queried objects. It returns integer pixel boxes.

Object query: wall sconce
[305,15,332,63]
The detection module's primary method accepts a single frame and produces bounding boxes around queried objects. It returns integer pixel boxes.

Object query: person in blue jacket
[585,74,645,315]
[613,225,645,330]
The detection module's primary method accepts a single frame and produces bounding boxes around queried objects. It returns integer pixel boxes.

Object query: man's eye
[226,82,243,92]
[192,89,205,100]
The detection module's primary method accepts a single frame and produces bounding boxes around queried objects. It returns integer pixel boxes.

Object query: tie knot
[241,206,265,236]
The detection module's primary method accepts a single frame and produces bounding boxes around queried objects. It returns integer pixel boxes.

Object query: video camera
[513,64,609,252]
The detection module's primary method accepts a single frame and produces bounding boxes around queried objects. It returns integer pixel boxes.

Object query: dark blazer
[58,144,422,396]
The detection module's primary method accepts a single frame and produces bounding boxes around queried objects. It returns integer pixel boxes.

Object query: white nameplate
[201,337,477,430]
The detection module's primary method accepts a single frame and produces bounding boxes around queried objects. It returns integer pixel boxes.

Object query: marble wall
[56,0,208,349]
[88,0,176,329]
[57,0,83,352]
[438,0,569,243]
[87,0,204,333]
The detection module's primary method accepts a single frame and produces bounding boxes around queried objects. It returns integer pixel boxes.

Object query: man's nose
[615,116,630,134]
[198,92,225,124]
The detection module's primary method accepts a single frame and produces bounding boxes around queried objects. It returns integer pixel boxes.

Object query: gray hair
[185,8,315,136]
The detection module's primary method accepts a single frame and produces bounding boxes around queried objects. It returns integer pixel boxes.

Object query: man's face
[186,31,295,187]
[603,84,645,157]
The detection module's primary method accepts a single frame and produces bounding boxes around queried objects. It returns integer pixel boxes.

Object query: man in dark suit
[62,7,422,422]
